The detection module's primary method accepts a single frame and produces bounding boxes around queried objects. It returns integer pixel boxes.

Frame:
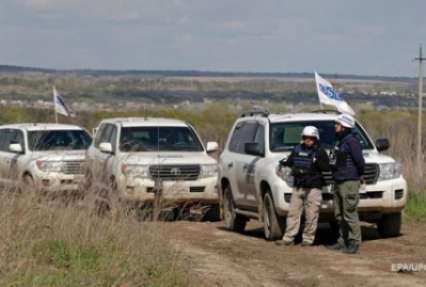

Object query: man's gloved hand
[279,157,289,167]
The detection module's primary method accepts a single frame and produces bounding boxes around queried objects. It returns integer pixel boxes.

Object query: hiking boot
[326,242,345,251]
[301,241,313,247]
[342,242,360,254]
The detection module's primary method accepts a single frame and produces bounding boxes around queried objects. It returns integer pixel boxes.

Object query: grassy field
[0,190,196,287]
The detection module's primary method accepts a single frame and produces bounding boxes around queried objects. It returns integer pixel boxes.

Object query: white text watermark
[391,263,426,272]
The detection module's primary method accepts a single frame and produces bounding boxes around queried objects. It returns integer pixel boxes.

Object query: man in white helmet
[277,126,330,246]
[327,114,365,254]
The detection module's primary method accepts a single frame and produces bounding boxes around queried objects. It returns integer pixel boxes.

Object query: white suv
[0,123,92,194]
[219,111,407,240]
[86,117,220,220]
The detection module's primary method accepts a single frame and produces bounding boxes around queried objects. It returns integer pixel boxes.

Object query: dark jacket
[281,143,330,189]
[333,131,365,182]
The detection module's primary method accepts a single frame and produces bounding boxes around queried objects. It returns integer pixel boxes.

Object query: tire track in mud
[165,222,426,287]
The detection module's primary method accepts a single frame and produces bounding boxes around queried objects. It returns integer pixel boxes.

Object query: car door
[90,124,110,183]
[7,129,25,181]
[0,129,25,185]
[221,121,244,203]
[93,124,116,185]
[0,129,10,184]
[233,121,260,209]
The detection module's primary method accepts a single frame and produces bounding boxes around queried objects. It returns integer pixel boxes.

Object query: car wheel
[202,204,221,222]
[263,192,285,241]
[83,168,93,191]
[223,185,247,233]
[23,174,35,191]
[378,212,401,238]
[329,220,340,241]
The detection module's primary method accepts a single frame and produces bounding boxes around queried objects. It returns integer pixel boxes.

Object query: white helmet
[336,113,355,128]
[302,126,319,139]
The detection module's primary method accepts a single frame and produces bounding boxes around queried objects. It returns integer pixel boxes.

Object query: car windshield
[270,120,373,152]
[120,126,204,152]
[28,130,92,151]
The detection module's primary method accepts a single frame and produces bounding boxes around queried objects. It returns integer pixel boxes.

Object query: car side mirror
[245,142,264,157]
[9,143,23,154]
[376,138,390,152]
[99,142,113,154]
[206,141,219,153]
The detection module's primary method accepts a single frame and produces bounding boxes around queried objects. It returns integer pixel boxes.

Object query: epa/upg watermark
[391,263,426,272]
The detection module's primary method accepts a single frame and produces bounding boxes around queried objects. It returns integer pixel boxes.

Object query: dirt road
[163,221,426,287]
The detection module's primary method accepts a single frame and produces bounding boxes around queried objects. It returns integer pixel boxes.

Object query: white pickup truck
[219,111,407,240]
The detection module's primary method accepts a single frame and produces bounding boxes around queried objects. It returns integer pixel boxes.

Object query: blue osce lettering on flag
[53,87,73,117]
[319,83,343,101]
[314,72,355,115]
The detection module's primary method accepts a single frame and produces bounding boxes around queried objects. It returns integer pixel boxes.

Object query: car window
[0,129,25,153]
[28,130,92,151]
[100,125,113,143]
[94,124,106,147]
[0,129,8,151]
[228,121,258,154]
[228,122,243,153]
[110,125,118,151]
[119,126,204,152]
[10,129,25,147]
[270,120,373,152]
[253,124,265,154]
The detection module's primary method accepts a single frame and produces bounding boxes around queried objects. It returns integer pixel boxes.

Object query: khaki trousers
[283,188,322,244]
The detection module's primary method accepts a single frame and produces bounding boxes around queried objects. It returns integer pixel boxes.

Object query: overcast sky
[0,0,425,76]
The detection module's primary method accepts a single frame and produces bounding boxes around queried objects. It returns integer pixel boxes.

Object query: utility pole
[415,45,426,168]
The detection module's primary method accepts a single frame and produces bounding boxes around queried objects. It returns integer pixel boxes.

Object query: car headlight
[36,160,64,172]
[121,164,150,178]
[378,162,402,181]
[276,164,293,186]
[200,164,218,178]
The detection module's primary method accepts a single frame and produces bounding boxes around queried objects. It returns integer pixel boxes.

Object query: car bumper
[117,176,219,204]
[33,173,84,192]
[274,177,408,217]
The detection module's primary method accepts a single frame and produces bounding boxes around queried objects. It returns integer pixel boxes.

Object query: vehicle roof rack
[241,108,270,118]
[309,109,341,114]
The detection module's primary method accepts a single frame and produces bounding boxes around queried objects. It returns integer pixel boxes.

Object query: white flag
[53,87,72,117]
[314,72,355,115]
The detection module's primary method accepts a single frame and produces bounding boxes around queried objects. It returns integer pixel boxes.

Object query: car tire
[329,220,340,240]
[378,212,401,238]
[263,192,285,241]
[223,185,247,233]
[83,168,93,191]
[202,204,221,222]
[23,174,35,192]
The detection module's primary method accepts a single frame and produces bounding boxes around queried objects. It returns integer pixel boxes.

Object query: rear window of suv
[270,120,373,152]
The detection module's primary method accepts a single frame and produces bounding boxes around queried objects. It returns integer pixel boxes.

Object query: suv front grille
[322,163,379,185]
[149,165,200,181]
[321,191,383,201]
[63,161,86,175]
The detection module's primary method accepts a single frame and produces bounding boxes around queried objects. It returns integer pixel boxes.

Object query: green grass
[4,238,192,287]
[404,192,426,222]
